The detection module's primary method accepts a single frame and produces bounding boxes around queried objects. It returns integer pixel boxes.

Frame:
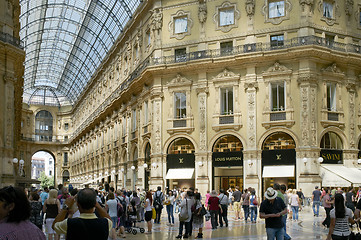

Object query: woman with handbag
[144,191,153,234]
[249,189,258,223]
[193,193,205,238]
[176,191,194,239]
[165,190,175,226]
[327,193,359,240]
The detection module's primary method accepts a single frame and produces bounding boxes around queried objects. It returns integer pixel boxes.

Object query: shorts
[118,216,125,227]
[145,211,152,222]
[111,216,117,228]
[233,202,241,212]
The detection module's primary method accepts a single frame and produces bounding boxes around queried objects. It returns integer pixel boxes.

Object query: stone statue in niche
[151,8,163,31]
[245,0,255,17]
[198,0,207,23]
[345,0,354,17]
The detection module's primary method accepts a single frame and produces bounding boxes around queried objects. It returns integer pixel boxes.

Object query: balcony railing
[219,115,234,124]
[0,31,24,49]
[270,112,286,121]
[71,35,361,141]
[173,119,187,128]
[328,112,339,121]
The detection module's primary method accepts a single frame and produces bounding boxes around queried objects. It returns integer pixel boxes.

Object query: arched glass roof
[19,0,142,107]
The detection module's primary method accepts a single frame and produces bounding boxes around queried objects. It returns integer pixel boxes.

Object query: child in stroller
[125,200,145,235]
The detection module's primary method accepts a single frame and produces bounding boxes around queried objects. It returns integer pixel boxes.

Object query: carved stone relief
[151,8,163,32]
[347,83,356,148]
[345,0,354,18]
[300,0,314,12]
[198,0,207,23]
[198,92,207,152]
[246,0,255,18]
[247,90,256,149]
[153,99,162,154]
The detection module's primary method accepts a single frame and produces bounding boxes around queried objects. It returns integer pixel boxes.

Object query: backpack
[116,196,127,217]
[153,192,163,210]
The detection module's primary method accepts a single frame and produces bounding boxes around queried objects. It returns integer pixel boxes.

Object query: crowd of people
[0,183,361,240]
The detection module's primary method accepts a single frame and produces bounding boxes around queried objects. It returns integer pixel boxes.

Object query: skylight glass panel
[21,0,141,106]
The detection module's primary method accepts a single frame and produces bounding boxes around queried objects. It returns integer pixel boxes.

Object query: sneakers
[176,235,182,239]
[183,234,189,239]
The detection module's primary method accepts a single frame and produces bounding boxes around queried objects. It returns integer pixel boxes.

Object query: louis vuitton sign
[167,153,195,169]
[262,149,296,166]
[212,151,243,167]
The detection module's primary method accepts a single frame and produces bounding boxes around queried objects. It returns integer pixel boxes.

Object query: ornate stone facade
[4,0,361,195]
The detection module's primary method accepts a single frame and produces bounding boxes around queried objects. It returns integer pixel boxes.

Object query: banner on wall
[262,149,296,166]
[320,149,343,164]
[167,153,195,169]
[212,151,243,167]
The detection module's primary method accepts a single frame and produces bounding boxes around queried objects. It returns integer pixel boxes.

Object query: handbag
[350,226,361,240]
[151,207,156,219]
[204,210,211,221]
[252,198,258,206]
[179,199,189,222]
[199,205,207,216]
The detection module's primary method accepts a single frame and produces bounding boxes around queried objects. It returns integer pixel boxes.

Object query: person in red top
[207,190,221,230]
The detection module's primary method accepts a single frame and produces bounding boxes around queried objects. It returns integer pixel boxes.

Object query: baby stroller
[125,202,145,235]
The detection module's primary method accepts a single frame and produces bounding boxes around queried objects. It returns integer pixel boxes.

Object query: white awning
[82,174,111,185]
[262,165,295,178]
[166,168,194,179]
[320,165,361,187]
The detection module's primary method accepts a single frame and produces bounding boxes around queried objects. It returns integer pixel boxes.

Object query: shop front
[165,138,195,190]
[261,132,296,193]
[212,135,243,191]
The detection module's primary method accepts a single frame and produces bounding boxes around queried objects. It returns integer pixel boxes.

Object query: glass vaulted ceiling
[19,0,141,106]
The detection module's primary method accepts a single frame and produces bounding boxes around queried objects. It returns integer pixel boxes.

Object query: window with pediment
[318,0,339,26]
[262,0,292,25]
[174,92,187,119]
[213,1,240,33]
[220,87,233,115]
[169,10,193,40]
[323,1,333,18]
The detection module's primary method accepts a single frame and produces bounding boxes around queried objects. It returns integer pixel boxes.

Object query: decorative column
[149,83,163,191]
[297,71,322,196]
[243,67,259,192]
[195,75,208,195]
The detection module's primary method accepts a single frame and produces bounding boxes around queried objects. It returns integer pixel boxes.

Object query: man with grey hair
[52,188,112,240]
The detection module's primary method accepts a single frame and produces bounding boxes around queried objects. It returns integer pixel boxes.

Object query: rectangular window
[174,92,186,119]
[220,41,233,55]
[132,109,137,131]
[175,48,187,62]
[269,0,285,18]
[270,34,284,48]
[271,82,285,111]
[64,123,69,130]
[327,83,336,111]
[63,152,68,166]
[64,136,68,141]
[220,88,233,115]
[49,170,52,175]
[323,2,333,18]
[325,34,334,46]
[134,46,139,59]
[219,8,235,26]
[174,16,188,34]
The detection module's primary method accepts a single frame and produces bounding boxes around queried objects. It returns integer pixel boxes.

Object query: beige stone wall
[16,0,361,195]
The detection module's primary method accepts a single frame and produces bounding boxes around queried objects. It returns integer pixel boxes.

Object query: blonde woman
[290,189,301,221]
[43,189,61,240]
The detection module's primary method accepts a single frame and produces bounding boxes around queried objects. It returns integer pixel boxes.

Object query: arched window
[320,132,342,149]
[262,132,296,150]
[213,135,243,152]
[62,170,70,183]
[168,138,195,154]
[35,110,53,141]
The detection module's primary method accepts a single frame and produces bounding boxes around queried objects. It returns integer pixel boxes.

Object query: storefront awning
[166,168,194,179]
[320,165,361,187]
[262,165,295,178]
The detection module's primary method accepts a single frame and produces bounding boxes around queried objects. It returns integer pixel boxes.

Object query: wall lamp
[317,157,324,163]
[302,157,308,166]
[357,159,361,164]
[198,161,203,167]
[151,162,158,169]
[247,159,254,167]
[131,166,136,170]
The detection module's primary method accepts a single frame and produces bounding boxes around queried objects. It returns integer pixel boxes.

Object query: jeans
[282,215,291,240]
[155,207,162,224]
[139,206,145,221]
[242,205,250,221]
[291,206,299,220]
[266,227,285,240]
[210,210,218,229]
[323,207,333,228]
[218,205,228,227]
[166,204,174,224]
[250,207,257,222]
[312,201,320,216]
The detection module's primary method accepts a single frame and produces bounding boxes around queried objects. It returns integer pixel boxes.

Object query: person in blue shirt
[40,187,49,222]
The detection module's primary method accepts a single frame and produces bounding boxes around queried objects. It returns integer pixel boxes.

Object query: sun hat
[264,187,277,200]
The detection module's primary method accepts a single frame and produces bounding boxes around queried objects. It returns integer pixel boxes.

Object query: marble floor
[115,206,331,239]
